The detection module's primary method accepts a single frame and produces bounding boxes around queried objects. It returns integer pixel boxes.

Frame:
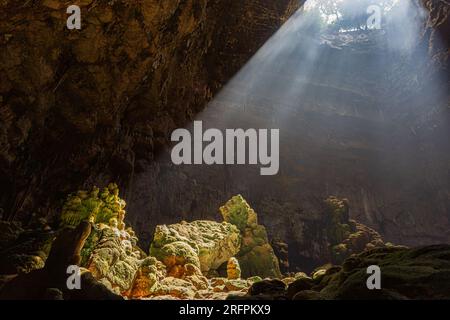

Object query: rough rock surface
[84,224,143,295]
[227,257,242,280]
[61,183,127,228]
[0,220,54,274]
[150,220,241,273]
[324,197,385,264]
[0,221,123,300]
[242,245,450,300]
[128,256,167,298]
[220,195,282,278]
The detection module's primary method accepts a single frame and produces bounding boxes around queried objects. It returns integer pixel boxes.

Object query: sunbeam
[134,0,449,256]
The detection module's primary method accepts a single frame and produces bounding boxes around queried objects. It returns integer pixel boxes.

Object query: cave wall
[0,0,300,221]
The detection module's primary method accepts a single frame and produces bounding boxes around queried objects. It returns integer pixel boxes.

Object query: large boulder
[83,224,143,295]
[150,220,241,274]
[220,195,281,278]
[320,245,450,300]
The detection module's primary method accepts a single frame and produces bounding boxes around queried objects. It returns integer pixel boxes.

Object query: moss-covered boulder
[60,183,126,228]
[83,224,143,295]
[150,220,241,274]
[152,241,201,273]
[220,195,281,278]
[248,279,286,297]
[320,245,450,300]
[220,195,258,231]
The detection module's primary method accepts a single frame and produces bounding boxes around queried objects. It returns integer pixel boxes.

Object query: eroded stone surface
[150,220,241,273]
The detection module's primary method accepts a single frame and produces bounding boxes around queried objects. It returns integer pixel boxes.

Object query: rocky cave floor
[0,183,450,300]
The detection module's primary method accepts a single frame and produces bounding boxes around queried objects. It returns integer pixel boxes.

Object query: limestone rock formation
[61,183,126,228]
[324,197,385,264]
[128,257,167,298]
[321,245,450,300]
[220,195,281,278]
[227,257,241,280]
[83,224,143,295]
[150,220,241,274]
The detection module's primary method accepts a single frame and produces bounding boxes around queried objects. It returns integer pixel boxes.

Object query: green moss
[331,243,349,264]
[220,195,255,232]
[150,241,201,269]
[220,195,281,278]
[60,183,126,227]
[149,220,241,273]
[80,225,102,266]
[324,196,353,245]
[237,244,281,279]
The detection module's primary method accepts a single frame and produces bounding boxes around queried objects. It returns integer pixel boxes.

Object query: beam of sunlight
[131,0,449,247]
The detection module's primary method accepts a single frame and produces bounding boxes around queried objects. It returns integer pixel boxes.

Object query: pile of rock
[59,189,276,300]
[240,244,450,300]
[324,196,385,264]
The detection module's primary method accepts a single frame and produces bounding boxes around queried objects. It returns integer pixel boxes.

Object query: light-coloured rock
[150,220,241,273]
[84,225,142,294]
[227,257,241,280]
[151,277,196,299]
[225,279,249,292]
[60,184,126,228]
[220,195,281,278]
[129,257,166,298]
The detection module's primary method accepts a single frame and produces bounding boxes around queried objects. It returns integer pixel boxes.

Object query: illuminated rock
[220,195,281,278]
[60,183,126,228]
[129,257,166,298]
[84,224,143,294]
[226,257,241,280]
[150,220,241,274]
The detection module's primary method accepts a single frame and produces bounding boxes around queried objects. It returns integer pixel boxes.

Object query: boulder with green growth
[60,183,126,228]
[150,220,241,274]
[83,224,143,295]
[220,195,281,278]
[325,196,385,264]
